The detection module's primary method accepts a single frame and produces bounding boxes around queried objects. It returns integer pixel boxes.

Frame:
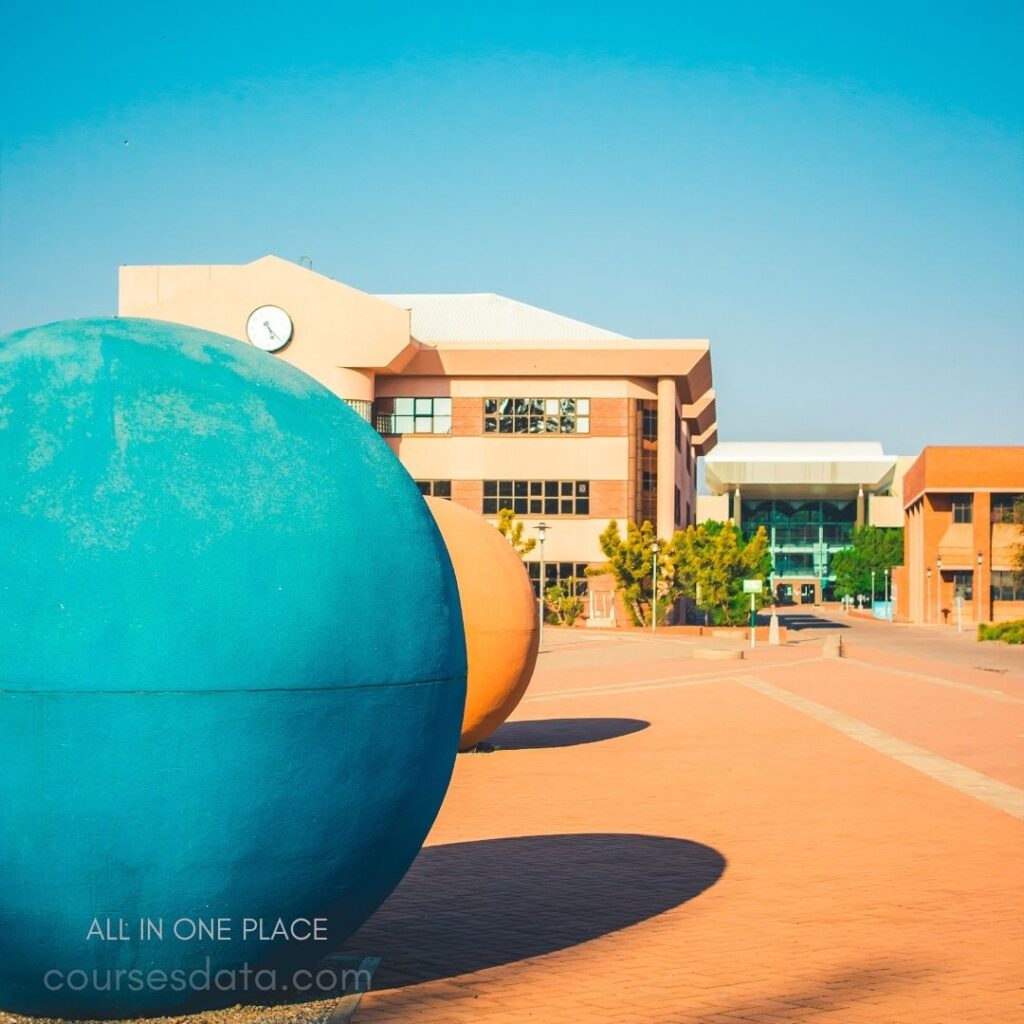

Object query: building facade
[119,255,717,601]
[894,446,1024,626]
[697,442,908,604]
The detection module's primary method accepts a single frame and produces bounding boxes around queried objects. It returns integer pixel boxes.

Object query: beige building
[697,442,911,605]
[119,255,717,599]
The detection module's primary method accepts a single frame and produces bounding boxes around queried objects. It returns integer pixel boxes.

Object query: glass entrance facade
[741,498,857,593]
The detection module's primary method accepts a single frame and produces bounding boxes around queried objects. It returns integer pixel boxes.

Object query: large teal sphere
[0,319,467,1018]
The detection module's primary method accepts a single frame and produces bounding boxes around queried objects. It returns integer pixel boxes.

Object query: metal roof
[376,292,626,345]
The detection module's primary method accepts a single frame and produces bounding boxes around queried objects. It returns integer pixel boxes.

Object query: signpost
[742,578,762,649]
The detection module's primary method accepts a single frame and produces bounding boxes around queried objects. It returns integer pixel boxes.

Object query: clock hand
[263,320,280,342]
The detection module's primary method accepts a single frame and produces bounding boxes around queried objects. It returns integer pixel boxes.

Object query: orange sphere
[425,498,540,750]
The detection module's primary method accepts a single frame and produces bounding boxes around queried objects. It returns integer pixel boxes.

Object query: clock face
[246,305,293,352]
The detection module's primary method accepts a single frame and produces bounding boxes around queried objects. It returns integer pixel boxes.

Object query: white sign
[742,579,762,594]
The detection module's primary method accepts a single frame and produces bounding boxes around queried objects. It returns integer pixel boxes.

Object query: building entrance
[800,583,816,605]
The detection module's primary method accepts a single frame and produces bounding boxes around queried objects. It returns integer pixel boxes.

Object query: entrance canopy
[704,442,898,499]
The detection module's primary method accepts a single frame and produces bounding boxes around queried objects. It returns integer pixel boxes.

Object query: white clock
[246,305,293,352]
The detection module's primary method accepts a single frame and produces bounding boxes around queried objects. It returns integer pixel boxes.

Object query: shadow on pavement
[776,612,850,631]
[489,717,649,749]
[343,833,726,988]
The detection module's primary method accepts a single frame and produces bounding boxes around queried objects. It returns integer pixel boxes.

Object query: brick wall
[590,480,630,519]
[589,398,628,437]
[452,397,482,436]
[451,479,483,513]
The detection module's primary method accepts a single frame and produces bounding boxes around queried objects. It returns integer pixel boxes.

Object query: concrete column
[856,486,865,529]
[733,488,742,529]
[656,378,677,540]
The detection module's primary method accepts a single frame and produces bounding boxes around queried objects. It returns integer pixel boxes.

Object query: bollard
[823,634,843,658]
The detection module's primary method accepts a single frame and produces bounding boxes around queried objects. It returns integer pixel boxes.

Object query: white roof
[704,441,898,496]
[707,441,890,463]
[376,292,626,345]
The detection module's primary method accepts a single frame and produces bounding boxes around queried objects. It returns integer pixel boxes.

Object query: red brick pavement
[344,627,1024,1023]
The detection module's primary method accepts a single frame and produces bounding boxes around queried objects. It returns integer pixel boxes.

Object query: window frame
[991,570,1024,602]
[991,494,1024,524]
[483,397,591,435]
[416,480,452,499]
[951,494,973,524]
[528,561,591,598]
[376,396,452,436]
[950,570,973,601]
[482,479,591,517]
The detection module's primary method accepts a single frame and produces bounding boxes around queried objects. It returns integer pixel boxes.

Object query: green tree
[669,521,772,625]
[594,519,664,626]
[495,508,536,558]
[831,525,904,600]
[544,582,584,626]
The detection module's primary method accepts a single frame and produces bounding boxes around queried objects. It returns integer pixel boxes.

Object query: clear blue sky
[2,2,1022,454]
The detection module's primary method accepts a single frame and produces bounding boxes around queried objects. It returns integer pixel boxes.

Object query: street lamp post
[651,540,659,636]
[871,569,876,609]
[936,555,943,625]
[885,567,891,620]
[977,551,983,626]
[926,567,932,624]
[536,521,548,650]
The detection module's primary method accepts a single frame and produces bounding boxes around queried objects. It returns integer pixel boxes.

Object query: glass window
[951,494,973,523]
[485,398,591,434]
[528,561,590,598]
[376,397,452,435]
[774,551,815,576]
[482,481,591,516]
[991,570,1024,601]
[951,570,973,601]
[416,480,452,499]
[991,494,1024,523]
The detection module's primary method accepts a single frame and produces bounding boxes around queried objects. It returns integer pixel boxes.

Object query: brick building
[894,446,1024,625]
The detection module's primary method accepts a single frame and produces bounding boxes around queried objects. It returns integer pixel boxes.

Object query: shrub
[978,620,1024,645]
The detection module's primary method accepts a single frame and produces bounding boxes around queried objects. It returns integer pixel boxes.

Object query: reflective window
[991,494,1024,524]
[483,398,590,434]
[637,399,657,524]
[991,570,1024,601]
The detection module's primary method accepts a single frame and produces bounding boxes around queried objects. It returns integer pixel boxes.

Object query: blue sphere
[0,319,467,1017]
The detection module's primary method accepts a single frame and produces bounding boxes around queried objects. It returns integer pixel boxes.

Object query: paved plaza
[346,614,1023,1024]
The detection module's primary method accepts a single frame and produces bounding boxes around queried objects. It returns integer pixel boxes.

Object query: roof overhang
[396,341,713,403]
[693,425,718,457]
[682,389,716,435]
[704,444,897,498]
